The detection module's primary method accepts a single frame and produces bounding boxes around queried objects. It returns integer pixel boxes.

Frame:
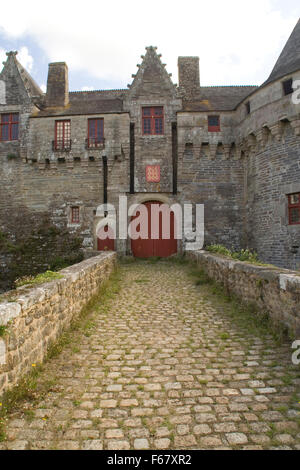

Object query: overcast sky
[0,0,299,92]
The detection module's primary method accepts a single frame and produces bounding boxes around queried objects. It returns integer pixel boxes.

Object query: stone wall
[188,249,300,336]
[177,111,245,250]
[0,251,117,396]
[245,124,300,269]
[235,69,300,269]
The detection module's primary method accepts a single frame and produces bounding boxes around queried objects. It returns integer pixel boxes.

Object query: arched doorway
[131,201,177,258]
[97,225,115,251]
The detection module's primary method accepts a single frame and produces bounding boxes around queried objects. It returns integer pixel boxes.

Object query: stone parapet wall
[0,252,117,396]
[187,250,300,336]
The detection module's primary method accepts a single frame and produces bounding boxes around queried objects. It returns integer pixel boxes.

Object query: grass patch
[206,244,270,266]
[15,270,64,288]
[0,362,46,441]
[134,279,150,284]
[147,257,162,264]
[24,409,35,422]
[165,255,189,265]
[118,256,136,265]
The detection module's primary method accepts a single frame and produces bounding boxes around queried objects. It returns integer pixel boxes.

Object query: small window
[54,120,71,151]
[288,193,300,225]
[0,113,19,141]
[208,115,220,132]
[282,78,293,96]
[87,118,104,148]
[71,206,80,224]
[245,101,251,114]
[142,107,164,135]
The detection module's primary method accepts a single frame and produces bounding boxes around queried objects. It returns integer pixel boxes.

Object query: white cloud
[40,84,46,93]
[0,0,298,86]
[0,49,6,69]
[81,86,95,91]
[17,46,33,72]
[0,46,33,74]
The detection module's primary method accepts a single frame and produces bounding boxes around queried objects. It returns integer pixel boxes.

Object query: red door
[97,225,115,251]
[131,201,177,258]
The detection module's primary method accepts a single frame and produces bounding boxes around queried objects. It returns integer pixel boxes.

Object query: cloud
[81,86,95,91]
[0,49,6,68]
[0,46,33,74]
[40,84,46,93]
[18,47,33,72]
[0,0,298,87]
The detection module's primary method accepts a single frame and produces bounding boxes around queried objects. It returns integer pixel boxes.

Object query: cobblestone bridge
[1,260,299,450]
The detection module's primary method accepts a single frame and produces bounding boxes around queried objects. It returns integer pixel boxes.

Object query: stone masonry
[0,20,300,273]
[188,250,300,336]
[0,260,299,450]
[0,252,117,395]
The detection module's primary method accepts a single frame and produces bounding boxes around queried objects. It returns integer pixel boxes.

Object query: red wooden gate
[97,225,115,251]
[131,201,177,258]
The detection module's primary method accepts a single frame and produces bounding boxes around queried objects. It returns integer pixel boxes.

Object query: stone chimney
[46,62,69,107]
[178,56,200,98]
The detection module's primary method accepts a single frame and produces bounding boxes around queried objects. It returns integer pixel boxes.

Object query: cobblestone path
[1,261,299,450]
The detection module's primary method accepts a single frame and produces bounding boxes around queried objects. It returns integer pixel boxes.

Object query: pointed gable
[127,46,177,99]
[0,51,43,106]
[263,18,300,86]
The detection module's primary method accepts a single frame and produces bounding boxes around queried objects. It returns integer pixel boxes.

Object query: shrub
[232,248,259,263]
[206,244,261,264]
[6,153,19,160]
[206,244,232,257]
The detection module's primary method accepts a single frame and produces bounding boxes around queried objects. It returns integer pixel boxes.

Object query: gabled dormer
[0,51,44,107]
[126,46,178,100]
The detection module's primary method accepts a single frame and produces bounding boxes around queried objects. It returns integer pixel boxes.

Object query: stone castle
[0,19,300,275]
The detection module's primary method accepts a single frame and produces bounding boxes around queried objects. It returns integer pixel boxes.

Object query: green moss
[15,270,63,288]
[219,332,230,340]
[0,326,7,337]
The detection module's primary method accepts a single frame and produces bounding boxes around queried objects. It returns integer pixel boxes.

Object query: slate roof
[181,86,258,112]
[30,18,300,117]
[15,57,44,98]
[32,89,127,117]
[262,18,300,86]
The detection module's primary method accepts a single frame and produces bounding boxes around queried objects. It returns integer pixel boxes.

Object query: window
[0,113,19,141]
[71,206,80,224]
[87,118,104,148]
[208,115,220,132]
[282,78,293,96]
[288,193,300,225]
[54,120,71,150]
[142,107,164,135]
[245,101,251,115]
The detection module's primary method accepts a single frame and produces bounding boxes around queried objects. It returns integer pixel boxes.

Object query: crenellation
[0,20,300,276]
